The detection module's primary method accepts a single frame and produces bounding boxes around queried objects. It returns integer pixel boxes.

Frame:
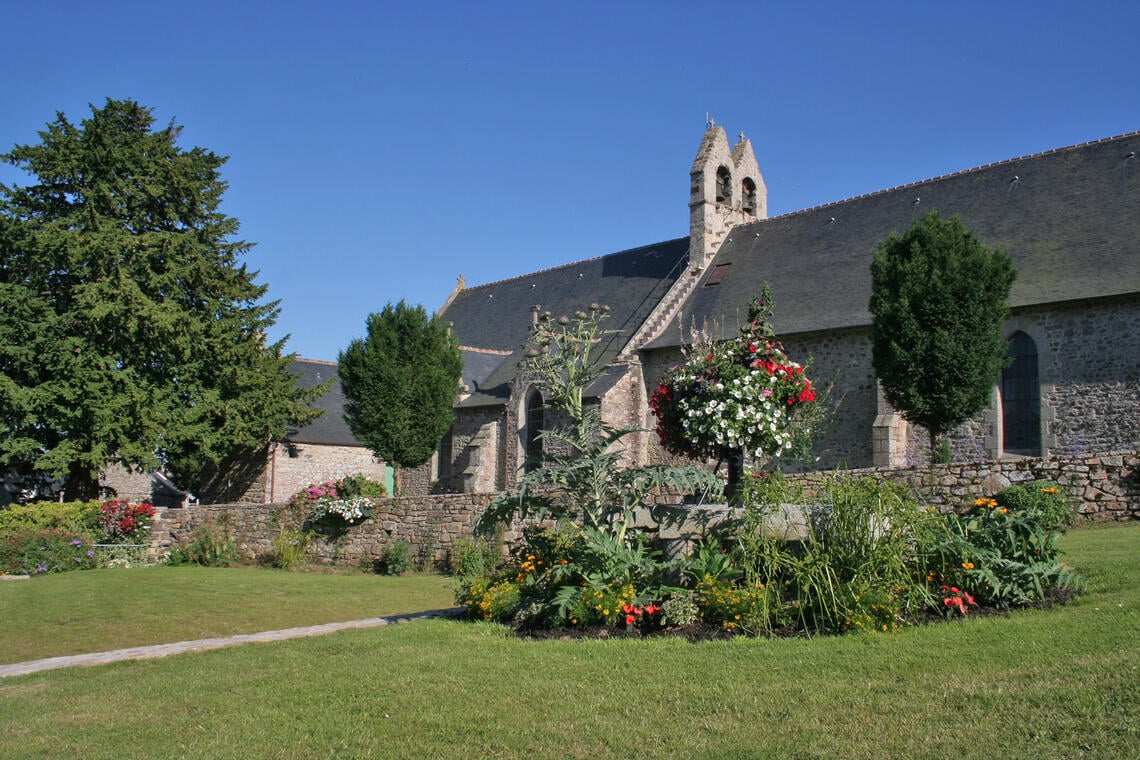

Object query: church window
[523,390,544,473]
[742,177,757,213]
[715,166,732,205]
[1001,331,1041,455]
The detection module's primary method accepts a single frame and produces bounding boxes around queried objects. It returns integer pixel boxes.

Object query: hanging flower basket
[650,289,816,464]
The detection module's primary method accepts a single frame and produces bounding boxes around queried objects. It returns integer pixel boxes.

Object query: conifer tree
[869,211,1016,459]
[0,99,321,499]
[338,301,463,490]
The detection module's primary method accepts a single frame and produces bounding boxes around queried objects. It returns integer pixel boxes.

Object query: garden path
[0,607,464,679]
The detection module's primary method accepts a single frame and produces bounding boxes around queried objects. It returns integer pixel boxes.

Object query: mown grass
[0,567,457,663]
[1,524,1137,759]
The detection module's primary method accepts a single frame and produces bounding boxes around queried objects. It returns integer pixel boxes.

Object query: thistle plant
[477,304,721,539]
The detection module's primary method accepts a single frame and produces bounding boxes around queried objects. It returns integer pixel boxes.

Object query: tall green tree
[869,211,1016,458]
[0,99,321,500]
[338,301,463,488]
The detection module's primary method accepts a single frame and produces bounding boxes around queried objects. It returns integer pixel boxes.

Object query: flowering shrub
[294,480,340,503]
[839,585,902,633]
[651,287,815,462]
[99,500,155,543]
[695,575,770,633]
[288,474,386,508]
[461,576,521,621]
[308,496,373,526]
[0,528,99,575]
[941,585,977,616]
[922,481,1081,608]
[0,500,101,541]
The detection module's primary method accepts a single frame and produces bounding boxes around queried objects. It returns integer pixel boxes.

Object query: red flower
[625,615,637,625]
[643,604,661,616]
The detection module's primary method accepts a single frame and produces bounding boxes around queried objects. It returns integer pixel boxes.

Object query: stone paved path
[0,607,465,679]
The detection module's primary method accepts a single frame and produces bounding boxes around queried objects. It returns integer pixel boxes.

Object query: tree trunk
[64,461,101,502]
[725,449,746,509]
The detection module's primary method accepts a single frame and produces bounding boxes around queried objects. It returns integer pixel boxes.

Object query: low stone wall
[783,450,1138,522]
[148,450,1137,568]
[150,493,497,569]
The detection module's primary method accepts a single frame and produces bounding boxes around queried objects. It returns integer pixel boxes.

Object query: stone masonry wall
[266,442,388,504]
[783,450,1139,521]
[639,326,879,470]
[150,493,498,569]
[900,296,1140,464]
[148,450,1136,568]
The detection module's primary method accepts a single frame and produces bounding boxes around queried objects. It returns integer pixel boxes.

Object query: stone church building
[429,124,1139,495]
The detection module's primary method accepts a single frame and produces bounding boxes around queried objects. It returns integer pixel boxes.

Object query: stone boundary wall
[148,450,1137,567]
[780,450,1138,521]
[150,493,497,569]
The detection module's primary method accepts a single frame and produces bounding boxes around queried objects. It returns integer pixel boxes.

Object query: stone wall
[266,442,389,504]
[783,450,1139,521]
[150,492,498,569]
[899,296,1140,465]
[638,296,1140,473]
[102,442,389,506]
[639,327,881,471]
[147,450,1136,568]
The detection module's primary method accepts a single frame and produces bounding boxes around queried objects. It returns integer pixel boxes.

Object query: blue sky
[3,1,1137,361]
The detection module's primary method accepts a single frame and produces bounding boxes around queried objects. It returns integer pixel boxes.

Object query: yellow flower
[997,507,1008,514]
[962,562,975,570]
[1041,487,1058,494]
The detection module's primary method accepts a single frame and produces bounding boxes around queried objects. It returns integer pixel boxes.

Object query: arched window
[1002,331,1041,455]
[715,166,732,205]
[523,390,544,473]
[742,177,757,214]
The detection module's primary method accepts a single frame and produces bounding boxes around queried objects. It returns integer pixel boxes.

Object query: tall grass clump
[734,473,939,634]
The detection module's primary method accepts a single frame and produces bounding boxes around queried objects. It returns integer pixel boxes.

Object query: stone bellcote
[689,123,767,269]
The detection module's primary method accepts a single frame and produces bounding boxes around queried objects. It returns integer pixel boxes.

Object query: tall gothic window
[523,390,544,473]
[1002,331,1041,455]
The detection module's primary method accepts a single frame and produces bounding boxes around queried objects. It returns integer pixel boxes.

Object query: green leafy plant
[660,589,701,628]
[336,473,387,499]
[0,500,102,541]
[0,527,99,575]
[870,211,1016,458]
[448,535,503,578]
[680,537,741,585]
[477,304,721,538]
[376,539,413,575]
[735,475,938,634]
[98,499,155,543]
[268,528,313,569]
[167,525,238,567]
[925,481,1082,607]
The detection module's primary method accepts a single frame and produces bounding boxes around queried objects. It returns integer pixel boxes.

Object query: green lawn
[0,567,457,664]
[1,525,1137,759]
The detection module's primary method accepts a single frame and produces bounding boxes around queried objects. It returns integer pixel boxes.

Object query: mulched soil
[515,587,1079,643]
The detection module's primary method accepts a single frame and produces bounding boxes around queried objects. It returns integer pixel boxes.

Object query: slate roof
[647,132,1140,347]
[285,359,361,446]
[440,239,691,406]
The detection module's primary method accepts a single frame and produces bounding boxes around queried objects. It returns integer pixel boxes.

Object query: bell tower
[689,119,767,269]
